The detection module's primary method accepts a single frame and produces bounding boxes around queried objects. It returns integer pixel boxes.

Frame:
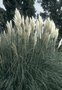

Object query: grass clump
[0,8,62,90]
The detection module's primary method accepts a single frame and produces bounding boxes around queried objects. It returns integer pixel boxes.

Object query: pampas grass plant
[0,8,62,90]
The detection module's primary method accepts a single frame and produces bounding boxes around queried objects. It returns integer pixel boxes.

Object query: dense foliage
[0,8,6,32]
[3,0,35,21]
[0,9,62,90]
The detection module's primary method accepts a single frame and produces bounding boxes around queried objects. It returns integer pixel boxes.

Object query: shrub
[0,8,62,90]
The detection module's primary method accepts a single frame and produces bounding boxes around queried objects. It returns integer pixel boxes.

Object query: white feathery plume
[21,16,24,26]
[27,24,32,39]
[14,8,21,27]
[50,28,59,41]
[6,21,12,36]
[43,32,51,48]
[38,15,43,21]
[12,28,15,34]
[30,17,32,24]
[38,16,43,39]
[21,30,28,41]
[44,18,56,34]
[51,20,56,33]
[54,28,59,42]
[49,20,56,39]
[50,29,56,39]
[36,20,39,30]
[30,16,36,32]
[44,18,51,33]
[22,23,31,41]
[25,21,28,31]
[44,18,58,43]
[36,20,40,38]
[38,15,43,35]
[3,30,6,36]
[58,38,62,49]
[10,20,12,29]
[38,15,43,28]
[25,16,29,25]
[25,16,29,34]
[16,25,23,37]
